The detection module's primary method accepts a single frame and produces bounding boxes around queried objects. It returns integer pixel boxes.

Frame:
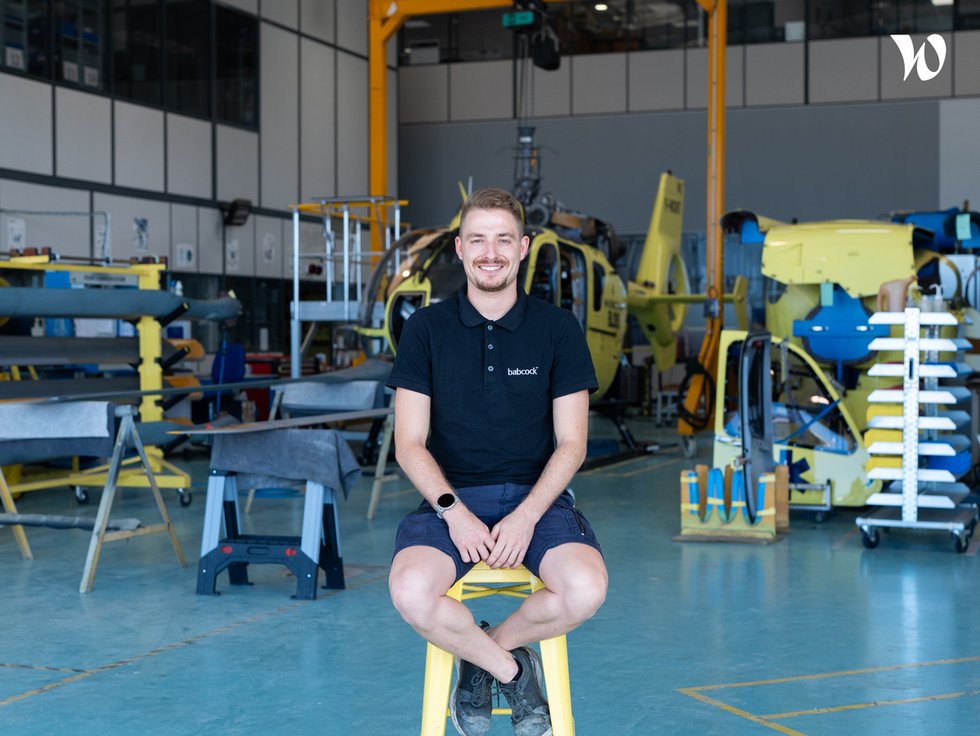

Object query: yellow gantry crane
[677,0,727,452]
[368,0,728,449]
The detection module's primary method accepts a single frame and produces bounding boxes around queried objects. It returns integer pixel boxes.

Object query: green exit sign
[502,10,535,28]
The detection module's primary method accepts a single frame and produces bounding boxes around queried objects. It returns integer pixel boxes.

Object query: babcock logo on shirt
[508,366,539,376]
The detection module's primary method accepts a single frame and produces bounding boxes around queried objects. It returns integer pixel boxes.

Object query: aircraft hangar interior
[1,1,979,734]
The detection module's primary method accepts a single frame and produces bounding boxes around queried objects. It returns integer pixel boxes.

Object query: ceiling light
[594,3,608,11]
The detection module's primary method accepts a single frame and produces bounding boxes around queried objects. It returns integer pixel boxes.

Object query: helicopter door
[527,240,560,306]
[557,244,587,329]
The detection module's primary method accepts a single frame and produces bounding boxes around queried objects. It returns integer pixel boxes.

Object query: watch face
[437,493,455,509]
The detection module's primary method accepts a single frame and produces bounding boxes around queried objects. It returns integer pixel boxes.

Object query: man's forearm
[517,439,587,522]
[396,441,455,507]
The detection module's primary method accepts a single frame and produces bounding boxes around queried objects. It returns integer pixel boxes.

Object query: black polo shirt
[387,284,598,488]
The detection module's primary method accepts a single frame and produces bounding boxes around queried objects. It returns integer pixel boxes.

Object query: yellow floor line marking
[578,456,653,474]
[608,456,685,478]
[683,654,980,692]
[0,663,83,674]
[761,688,980,720]
[381,486,418,501]
[580,455,685,477]
[832,526,858,549]
[677,687,806,736]
[0,571,389,709]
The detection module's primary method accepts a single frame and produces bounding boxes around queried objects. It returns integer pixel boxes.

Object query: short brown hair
[459,187,524,234]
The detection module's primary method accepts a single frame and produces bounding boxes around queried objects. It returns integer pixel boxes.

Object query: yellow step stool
[419,561,575,735]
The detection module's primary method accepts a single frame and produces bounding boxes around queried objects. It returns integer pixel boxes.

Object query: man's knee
[389,552,455,628]
[563,570,607,624]
[390,569,433,624]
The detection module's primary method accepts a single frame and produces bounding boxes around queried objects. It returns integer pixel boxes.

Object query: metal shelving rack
[857,304,978,552]
[288,196,406,378]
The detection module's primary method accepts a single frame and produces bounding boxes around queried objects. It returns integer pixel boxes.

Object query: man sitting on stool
[387,187,608,736]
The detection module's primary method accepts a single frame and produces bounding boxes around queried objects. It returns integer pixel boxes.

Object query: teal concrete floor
[1,416,978,735]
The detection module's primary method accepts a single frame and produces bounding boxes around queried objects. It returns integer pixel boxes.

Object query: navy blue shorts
[393,483,602,582]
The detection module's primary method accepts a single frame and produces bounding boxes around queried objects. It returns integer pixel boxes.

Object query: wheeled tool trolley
[857,303,979,552]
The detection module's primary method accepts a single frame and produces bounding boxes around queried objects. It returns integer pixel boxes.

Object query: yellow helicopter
[358,128,747,455]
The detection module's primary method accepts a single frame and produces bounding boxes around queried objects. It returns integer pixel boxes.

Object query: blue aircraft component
[779,449,810,485]
[793,285,889,368]
[739,218,764,244]
[925,450,971,479]
[892,208,980,251]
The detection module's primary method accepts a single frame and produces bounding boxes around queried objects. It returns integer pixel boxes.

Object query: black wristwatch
[434,492,458,520]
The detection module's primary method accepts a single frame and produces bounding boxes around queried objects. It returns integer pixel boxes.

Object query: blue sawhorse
[197,470,344,599]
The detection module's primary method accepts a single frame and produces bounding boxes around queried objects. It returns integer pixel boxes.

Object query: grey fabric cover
[0,401,112,440]
[209,429,361,499]
[276,380,386,416]
[0,402,115,465]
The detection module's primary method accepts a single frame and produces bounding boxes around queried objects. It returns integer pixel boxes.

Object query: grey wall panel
[300,39,336,201]
[261,0,297,28]
[218,0,256,13]
[336,0,367,57]
[399,101,939,234]
[881,32,951,100]
[254,215,284,278]
[685,46,744,109]
[285,219,325,282]
[224,218,256,276]
[114,101,165,192]
[629,49,685,112]
[387,68,397,198]
[198,207,224,275]
[399,65,448,123]
[55,87,111,182]
[449,60,512,122]
[166,113,212,199]
[725,102,937,219]
[336,52,368,196]
[745,43,805,106]
[939,98,980,211]
[216,125,259,204]
[0,74,53,174]
[260,23,300,209]
[170,203,199,273]
[571,54,627,115]
[529,62,570,118]
[388,27,397,67]
[301,0,334,42]
[954,31,980,97]
[809,38,878,103]
[91,193,171,261]
[0,179,90,257]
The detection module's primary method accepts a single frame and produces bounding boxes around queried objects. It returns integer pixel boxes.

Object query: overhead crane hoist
[369,0,730,453]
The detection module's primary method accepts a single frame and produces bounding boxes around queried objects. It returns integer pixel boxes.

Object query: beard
[468,262,514,293]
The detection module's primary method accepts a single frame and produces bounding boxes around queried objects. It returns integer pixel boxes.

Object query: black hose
[676,357,716,432]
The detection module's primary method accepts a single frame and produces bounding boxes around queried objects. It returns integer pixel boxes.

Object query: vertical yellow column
[680,0,727,439]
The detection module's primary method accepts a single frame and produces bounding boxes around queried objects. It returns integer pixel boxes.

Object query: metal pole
[354,218,362,317]
[394,201,401,274]
[290,208,301,378]
[327,206,336,302]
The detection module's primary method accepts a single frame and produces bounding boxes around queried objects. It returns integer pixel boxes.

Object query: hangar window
[165,0,210,117]
[0,0,50,78]
[215,3,257,127]
[809,0,953,39]
[0,1,257,128]
[112,0,162,104]
[56,0,106,88]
